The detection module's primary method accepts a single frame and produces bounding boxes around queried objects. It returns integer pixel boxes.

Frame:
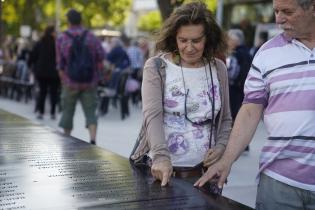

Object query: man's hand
[151,160,173,187]
[194,159,231,189]
[203,147,225,167]
[196,103,264,189]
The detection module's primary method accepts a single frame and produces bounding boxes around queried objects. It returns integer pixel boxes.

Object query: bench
[0,76,34,102]
[98,71,132,120]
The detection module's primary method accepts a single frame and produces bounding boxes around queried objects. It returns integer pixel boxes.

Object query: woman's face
[176,24,206,67]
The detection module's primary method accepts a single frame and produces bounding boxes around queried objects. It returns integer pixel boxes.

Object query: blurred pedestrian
[250,31,268,59]
[238,19,255,49]
[226,29,251,151]
[56,9,105,144]
[127,39,144,105]
[16,47,30,82]
[106,37,130,92]
[28,26,60,119]
[226,29,251,120]
[195,0,315,209]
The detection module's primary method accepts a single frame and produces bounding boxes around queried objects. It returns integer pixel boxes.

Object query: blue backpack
[65,30,94,83]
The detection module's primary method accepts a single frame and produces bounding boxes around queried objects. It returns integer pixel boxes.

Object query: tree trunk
[157,0,184,21]
[157,0,173,21]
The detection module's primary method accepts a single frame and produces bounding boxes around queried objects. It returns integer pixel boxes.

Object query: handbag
[125,77,140,93]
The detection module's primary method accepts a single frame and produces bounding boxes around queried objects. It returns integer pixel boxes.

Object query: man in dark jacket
[226,29,252,151]
[226,29,252,120]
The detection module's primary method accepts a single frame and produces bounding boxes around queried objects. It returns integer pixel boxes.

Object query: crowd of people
[0,0,314,209]
[0,9,148,137]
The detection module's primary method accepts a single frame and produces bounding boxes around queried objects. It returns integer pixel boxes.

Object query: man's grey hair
[296,0,313,9]
[228,29,245,45]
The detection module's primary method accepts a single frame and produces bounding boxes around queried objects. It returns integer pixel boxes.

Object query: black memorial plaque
[0,109,253,210]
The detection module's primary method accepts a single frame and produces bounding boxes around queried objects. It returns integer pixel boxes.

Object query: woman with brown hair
[28,25,60,120]
[130,2,231,190]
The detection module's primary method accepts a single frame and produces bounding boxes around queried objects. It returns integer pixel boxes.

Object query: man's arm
[55,34,65,74]
[194,103,264,188]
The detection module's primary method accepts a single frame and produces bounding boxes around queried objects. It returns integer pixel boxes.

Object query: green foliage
[137,11,161,33]
[2,0,131,36]
[137,0,217,33]
[204,0,217,12]
[2,3,18,25]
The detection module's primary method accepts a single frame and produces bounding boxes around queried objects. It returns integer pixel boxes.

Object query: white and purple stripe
[244,33,315,191]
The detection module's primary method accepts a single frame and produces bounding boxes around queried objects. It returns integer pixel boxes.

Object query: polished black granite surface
[0,109,253,210]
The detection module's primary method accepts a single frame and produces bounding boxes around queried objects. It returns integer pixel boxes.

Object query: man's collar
[281,33,293,43]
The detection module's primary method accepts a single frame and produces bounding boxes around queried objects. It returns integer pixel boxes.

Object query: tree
[157,0,217,21]
[137,11,161,33]
[2,0,131,37]
[137,0,217,33]
[157,0,184,21]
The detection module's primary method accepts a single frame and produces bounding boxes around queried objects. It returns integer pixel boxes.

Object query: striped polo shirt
[244,33,315,191]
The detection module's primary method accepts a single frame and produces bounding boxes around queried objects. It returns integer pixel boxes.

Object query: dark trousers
[229,85,244,120]
[37,78,60,115]
[131,68,142,105]
[229,85,249,151]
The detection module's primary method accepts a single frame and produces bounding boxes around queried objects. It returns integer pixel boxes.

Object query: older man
[195,0,315,209]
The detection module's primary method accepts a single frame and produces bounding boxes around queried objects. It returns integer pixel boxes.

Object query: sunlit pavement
[0,97,267,208]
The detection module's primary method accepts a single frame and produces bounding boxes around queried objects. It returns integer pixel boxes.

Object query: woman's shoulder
[145,54,167,69]
[213,58,228,81]
[214,58,226,70]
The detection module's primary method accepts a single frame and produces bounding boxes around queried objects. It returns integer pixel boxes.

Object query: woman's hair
[39,26,56,59]
[43,25,55,38]
[155,1,227,61]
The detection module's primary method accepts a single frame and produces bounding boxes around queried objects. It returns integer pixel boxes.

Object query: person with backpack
[56,9,105,145]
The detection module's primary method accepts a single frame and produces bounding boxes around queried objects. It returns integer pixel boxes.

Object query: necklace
[179,59,210,93]
[179,57,216,148]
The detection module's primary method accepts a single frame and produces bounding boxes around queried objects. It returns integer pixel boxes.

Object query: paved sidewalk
[0,97,267,208]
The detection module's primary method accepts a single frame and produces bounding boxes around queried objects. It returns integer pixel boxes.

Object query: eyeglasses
[177,34,205,46]
[184,88,213,126]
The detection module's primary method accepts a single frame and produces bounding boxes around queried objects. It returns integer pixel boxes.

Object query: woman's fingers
[151,166,162,181]
[151,161,173,186]
[194,166,219,187]
[204,149,219,166]
[161,170,172,186]
[203,147,224,167]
